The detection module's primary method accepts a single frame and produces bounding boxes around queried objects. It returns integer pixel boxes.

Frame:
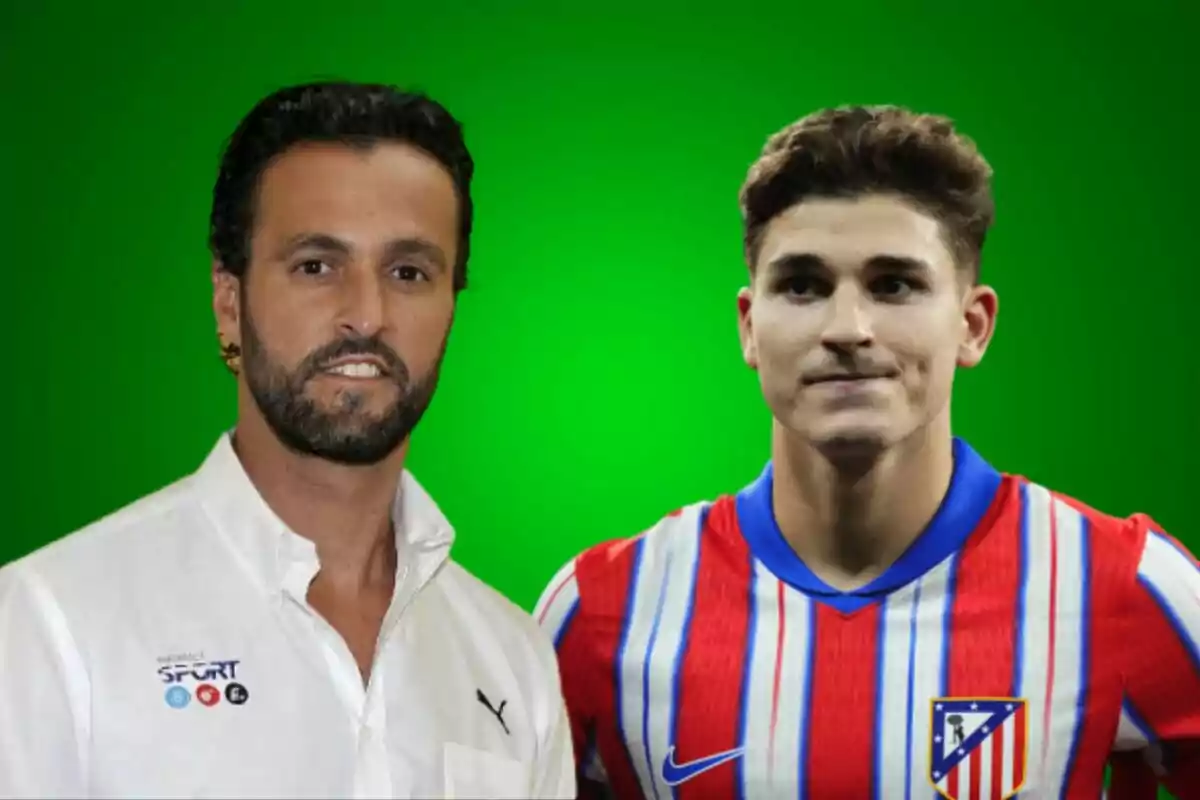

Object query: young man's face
[738,193,997,458]
[213,141,460,465]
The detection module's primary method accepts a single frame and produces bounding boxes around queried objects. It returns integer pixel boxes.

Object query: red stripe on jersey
[671,496,753,800]
[803,603,880,798]
[1123,570,1200,738]
[944,479,1019,698]
[569,537,644,799]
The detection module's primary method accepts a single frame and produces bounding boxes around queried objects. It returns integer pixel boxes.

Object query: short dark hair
[739,105,994,278]
[209,81,475,291]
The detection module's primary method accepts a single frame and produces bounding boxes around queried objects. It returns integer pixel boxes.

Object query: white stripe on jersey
[1014,484,1052,787]
[534,559,580,645]
[1138,531,1200,664]
[1039,495,1089,795]
[1015,485,1090,795]
[739,562,813,798]
[874,577,919,799]
[894,555,957,800]
[616,504,704,800]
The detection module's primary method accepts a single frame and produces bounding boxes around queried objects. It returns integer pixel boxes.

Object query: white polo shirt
[0,434,575,799]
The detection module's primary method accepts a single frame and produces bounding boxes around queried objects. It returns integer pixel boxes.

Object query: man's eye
[295,259,331,276]
[872,275,919,298]
[393,264,429,282]
[780,276,826,298]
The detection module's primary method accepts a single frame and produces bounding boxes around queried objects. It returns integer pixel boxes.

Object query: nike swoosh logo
[661,745,745,786]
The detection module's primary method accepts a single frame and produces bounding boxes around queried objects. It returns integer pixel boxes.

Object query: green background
[7,0,1196,596]
[2,5,1195,793]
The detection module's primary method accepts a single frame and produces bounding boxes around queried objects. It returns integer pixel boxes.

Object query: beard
[239,310,446,466]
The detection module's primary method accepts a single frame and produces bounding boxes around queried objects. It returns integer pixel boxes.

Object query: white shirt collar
[192,432,455,601]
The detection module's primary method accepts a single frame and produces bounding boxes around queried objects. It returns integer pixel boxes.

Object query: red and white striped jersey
[535,439,1200,799]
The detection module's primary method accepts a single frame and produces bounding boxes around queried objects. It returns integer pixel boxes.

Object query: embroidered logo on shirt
[476,689,510,735]
[661,745,745,786]
[157,652,249,709]
[929,697,1028,799]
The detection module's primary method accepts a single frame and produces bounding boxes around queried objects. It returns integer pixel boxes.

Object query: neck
[231,404,405,594]
[770,414,954,591]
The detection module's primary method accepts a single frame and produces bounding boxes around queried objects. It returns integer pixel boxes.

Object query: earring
[220,338,242,376]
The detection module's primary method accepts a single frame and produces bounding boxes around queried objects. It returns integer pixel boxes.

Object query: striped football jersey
[535,438,1200,799]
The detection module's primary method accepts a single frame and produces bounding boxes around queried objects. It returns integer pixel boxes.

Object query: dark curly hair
[739,105,994,279]
[209,81,474,291]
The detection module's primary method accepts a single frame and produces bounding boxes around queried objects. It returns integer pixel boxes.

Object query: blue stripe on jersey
[734,437,1002,613]
[1060,515,1091,800]
[734,546,758,800]
[667,505,707,800]
[641,544,674,800]
[1012,483,1031,697]
[901,579,924,800]
[797,600,817,799]
[614,537,646,793]
[871,596,888,800]
[554,599,580,649]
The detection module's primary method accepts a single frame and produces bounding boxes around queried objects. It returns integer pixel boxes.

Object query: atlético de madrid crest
[929,697,1028,799]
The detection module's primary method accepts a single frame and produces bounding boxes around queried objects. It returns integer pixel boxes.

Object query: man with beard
[0,82,574,799]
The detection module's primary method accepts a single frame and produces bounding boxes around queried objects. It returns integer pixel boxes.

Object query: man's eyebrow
[382,238,448,271]
[864,254,932,273]
[765,252,826,272]
[274,233,351,260]
[764,253,932,273]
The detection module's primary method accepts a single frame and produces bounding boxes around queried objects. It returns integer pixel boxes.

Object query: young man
[536,106,1199,799]
[0,82,574,799]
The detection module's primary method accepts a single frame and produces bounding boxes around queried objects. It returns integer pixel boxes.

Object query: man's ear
[737,286,758,370]
[213,262,243,374]
[958,283,999,368]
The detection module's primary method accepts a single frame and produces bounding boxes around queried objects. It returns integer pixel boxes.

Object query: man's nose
[820,285,874,352]
[336,267,386,339]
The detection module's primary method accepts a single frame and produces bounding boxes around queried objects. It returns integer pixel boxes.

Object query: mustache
[299,336,410,383]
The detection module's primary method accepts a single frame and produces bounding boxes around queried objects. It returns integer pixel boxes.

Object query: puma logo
[476,689,509,735]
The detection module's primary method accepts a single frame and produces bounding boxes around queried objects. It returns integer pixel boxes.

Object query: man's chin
[290,432,405,466]
[805,423,894,477]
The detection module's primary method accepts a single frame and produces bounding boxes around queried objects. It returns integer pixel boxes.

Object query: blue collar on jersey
[734,437,1002,613]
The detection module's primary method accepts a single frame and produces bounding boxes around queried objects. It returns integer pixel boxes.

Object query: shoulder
[3,473,202,601]
[0,472,201,664]
[1043,483,1189,567]
[1023,480,1197,609]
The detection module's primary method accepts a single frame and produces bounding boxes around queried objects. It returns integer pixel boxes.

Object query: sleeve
[1109,521,1200,799]
[533,556,611,799]
[0,564,91,799]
